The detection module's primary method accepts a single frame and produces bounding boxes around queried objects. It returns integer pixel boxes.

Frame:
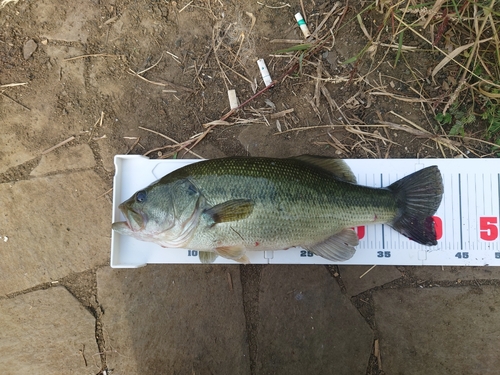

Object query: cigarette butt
[257,58,273,87]
[294,12,311,38]
[227,89,239,109]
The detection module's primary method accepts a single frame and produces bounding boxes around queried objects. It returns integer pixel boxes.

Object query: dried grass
[134,0,498,159]
[0,0,18,9]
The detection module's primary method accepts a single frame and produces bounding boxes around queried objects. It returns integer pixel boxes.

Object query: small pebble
[23,39,37,60]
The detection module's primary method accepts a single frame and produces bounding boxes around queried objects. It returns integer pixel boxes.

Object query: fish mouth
[118,204,147,232]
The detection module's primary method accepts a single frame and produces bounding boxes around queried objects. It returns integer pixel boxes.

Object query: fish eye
[135,190,147,203]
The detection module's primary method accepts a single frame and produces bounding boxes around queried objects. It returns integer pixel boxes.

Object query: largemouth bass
[112,156,443,263]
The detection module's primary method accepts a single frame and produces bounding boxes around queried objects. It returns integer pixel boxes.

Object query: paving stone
[373,286,500,375]
[0,136,34,174]
[30,144,95,176]
[0,287,98,374]
[339,265,403,296]
[34,0,98,43]
[0,171,110,295]
[43,45,86,87]
[406,266,500,282]
[1,55,87,172]
[97,265,251,374]
[95,139,120,173]
[190,142,227,159]
[256,265,373,375]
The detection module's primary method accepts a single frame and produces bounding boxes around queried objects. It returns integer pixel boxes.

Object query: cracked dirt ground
[2,0,500,374]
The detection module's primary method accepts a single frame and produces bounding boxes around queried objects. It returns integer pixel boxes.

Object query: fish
[112,156,443,263]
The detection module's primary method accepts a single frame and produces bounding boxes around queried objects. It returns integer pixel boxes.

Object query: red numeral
[355,226,365,240]
[432,216,443,240]
[479,217,499,241]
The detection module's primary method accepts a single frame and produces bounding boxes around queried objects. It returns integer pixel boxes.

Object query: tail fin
[388,166,443,245]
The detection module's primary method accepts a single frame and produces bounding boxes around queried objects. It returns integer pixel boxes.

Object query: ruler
[110,156,500,268]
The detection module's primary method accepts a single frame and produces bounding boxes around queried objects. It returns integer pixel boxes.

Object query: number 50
[479,217,499,241]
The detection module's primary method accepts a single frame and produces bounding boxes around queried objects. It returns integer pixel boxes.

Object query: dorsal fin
[292,155,357,183]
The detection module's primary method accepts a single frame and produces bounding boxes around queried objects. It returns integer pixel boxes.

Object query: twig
[178,0,193,13]
[125,137,141,154]
[0,82,28,88]
[309,2,342,39]
[269,39,304,44]
[41,136,75,155]
[374,339,382,371]
[256,1,290,8]
[212,22,232,90]
[320,86,348,123]
[220,61,253,85]
[80,344,88,367]
[136,53,163,75]
[98,187,113,199]
[369,92,430,103]
[227,272,233,291]
[300,0,306,22]
[270,108,294,119]
[359,265,377,279]
[0,92,31,111]
[138,127,204,158]
[220,82,277,121]
[63,53,124,61]
[127,68,194,92]
[314,60,322,108]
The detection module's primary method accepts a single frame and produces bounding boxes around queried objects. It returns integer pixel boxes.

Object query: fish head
[112,178,203,246]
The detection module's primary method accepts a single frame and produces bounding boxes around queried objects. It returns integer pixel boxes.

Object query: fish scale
[113,156,442,263]
[168,158,397,252]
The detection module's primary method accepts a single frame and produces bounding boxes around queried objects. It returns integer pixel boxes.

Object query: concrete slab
[0,132,34,174]
[256,265,373,375]
[95,138,121,173]
[339,265,403,296]
[34,0,98,43]
[406,266,500,282]
[0,287,98,374]
[0,44,91,170]
[43,45,86,88]
[0,171,110,295]
[30,144,95,176]
[97,265,251,374]
[373,286,500,374]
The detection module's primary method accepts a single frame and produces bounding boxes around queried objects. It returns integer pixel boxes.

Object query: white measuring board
[110,155,500,268]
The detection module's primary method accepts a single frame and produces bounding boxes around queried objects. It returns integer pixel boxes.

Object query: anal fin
[304,228,359,262]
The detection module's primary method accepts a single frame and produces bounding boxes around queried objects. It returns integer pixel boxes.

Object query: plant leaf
[274,44,312,54]
[432,42,474,77]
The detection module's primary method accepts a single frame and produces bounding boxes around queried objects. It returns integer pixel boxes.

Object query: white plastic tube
[257,58,273,87]
[227,89,239,109]
[294,12,311,38]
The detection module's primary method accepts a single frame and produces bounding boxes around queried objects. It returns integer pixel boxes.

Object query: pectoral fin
[199,251,218,264]
[304,228,359,262]
[215,245,250,264]
[204,199,254,224]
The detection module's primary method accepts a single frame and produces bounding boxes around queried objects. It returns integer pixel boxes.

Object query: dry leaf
[432,42,474,77]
